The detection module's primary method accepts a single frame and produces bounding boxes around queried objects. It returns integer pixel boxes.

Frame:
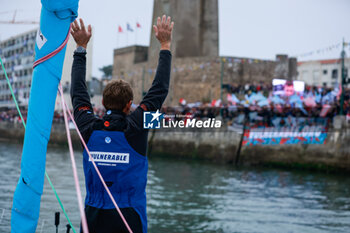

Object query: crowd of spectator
[0,109,66,124]
[225,82,350,118]
[0,109,24,124]
[160,82,350,127]
[1,82,350,128]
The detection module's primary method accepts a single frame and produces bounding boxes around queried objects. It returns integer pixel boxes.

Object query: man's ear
[123,100,133,114]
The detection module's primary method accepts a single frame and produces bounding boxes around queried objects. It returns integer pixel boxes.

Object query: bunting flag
[127,23,133,32]
[136,22,141,28]
[293,42,350,58]
[118,25,123,33]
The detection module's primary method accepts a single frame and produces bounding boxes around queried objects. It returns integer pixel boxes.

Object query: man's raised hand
[153,15,174,51]
[71,18,92,49]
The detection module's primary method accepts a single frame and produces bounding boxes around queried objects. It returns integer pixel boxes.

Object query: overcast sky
[1,0,350,77]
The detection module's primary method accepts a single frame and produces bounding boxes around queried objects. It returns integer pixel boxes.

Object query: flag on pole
[127,23,133,32]
[136,22,141,28]
[118,25,123,33]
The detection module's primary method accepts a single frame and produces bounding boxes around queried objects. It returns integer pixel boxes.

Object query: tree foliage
[99,65,113,79]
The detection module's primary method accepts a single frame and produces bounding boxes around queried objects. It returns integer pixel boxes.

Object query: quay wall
[1,117,349,172]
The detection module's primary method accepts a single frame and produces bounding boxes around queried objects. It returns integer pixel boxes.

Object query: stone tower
[148,0,219,63]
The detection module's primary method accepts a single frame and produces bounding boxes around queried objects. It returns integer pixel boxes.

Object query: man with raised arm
[70,15,174,233]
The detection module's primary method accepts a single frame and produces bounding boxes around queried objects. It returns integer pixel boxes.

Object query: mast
[11,1,79,232]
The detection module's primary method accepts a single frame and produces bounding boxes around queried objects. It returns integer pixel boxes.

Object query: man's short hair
[103,79,133,111]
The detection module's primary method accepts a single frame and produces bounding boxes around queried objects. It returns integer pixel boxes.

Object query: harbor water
[0,141,349,233]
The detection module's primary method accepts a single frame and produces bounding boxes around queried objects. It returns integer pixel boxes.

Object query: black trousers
[81,205,143,233]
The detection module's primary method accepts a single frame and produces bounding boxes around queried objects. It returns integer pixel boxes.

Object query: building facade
[297,58,350,87]
[0,29,36,108]
[0,28,93,110]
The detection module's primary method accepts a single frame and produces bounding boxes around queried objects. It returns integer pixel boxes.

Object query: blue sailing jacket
[83,130,148,233]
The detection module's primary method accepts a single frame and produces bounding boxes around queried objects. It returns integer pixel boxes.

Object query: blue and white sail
[11,0,79,232]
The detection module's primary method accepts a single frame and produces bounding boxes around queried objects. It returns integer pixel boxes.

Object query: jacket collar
[104,109,126,117]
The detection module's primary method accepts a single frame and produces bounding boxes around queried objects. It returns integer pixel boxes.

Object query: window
[323,69,328,75]
[332,69,338,79]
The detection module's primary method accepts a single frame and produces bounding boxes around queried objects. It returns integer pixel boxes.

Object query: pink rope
[33,25,71,69]
[59,84,89,233]
[58,85,133,233]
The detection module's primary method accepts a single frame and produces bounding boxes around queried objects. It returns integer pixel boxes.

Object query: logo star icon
[150,110,162,122]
